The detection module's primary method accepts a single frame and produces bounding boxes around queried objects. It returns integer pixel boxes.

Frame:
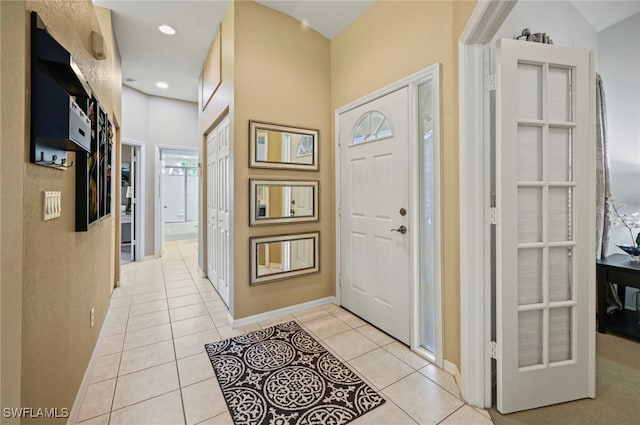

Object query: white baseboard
[444,359,463,395]
[230,296,337,329]
[67,309,112,425]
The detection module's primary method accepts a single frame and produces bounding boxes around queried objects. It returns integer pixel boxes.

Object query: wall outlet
[90,307,95,328]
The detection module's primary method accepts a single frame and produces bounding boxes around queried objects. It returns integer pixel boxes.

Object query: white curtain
[595,73,611,259]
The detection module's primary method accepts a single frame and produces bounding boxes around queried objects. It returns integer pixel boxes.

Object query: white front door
[495,39,595,413]
[291,186,313,218]
[339,87,410,344]
[206,115,231,306]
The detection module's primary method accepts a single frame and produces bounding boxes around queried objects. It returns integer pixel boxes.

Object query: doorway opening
[120,141,143,264]
[157,147,199,255]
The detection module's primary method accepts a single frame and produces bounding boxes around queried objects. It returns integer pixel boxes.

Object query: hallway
[74,241,491,425]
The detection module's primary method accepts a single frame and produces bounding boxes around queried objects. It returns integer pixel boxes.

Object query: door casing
[122,138,145,263]
[335,65,443,366]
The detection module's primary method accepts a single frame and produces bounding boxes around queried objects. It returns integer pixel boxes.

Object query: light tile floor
[75,240,493,425]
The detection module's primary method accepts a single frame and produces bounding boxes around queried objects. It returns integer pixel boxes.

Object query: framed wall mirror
[249,120,319,170]
[250,179,319,226]
[250,232,319,285]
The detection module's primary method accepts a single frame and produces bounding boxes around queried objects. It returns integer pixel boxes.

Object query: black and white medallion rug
[204,320,385,425]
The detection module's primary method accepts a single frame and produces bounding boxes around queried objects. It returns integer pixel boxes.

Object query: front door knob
[391,225,407,234]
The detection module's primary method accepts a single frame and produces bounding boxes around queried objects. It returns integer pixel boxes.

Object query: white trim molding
[230,297,337,329]
[67,308,113,425]
[121,138,146,263]
[458,0,515,408]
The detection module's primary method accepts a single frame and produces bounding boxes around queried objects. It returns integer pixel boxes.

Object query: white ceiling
[97,1,639,103]
[94,0,374,103]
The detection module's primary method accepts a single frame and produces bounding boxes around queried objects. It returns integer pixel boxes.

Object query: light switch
[44,191,61,221]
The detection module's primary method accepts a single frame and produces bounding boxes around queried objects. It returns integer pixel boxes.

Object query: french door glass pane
[549,247,573,302]
[548,127,572,182]
[548,187,572,242]
[518,126,542,181]
[517,63,543,121]
[518,248,543,305]
[548,67,572,122]
[518,310,543,368]
[549,307,572,362]
[518,188,543,243]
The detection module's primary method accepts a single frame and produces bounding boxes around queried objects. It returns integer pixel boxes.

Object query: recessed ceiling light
[156,81,169,89]
[125,78,137,84]
[158,25,176,35]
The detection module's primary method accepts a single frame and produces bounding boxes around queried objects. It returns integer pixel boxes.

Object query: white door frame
[122,138,146,262]
[458,0,518,407]
[335,64,443,367]
[154,144,199,256]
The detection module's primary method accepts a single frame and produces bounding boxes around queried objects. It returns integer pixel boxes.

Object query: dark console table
[597,254,640,339]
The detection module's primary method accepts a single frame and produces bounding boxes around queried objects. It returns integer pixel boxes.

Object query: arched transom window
[352,110,393,145]
[296,135,313,157]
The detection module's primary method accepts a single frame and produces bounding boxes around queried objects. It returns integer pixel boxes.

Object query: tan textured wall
[0,1,121,422]
[233,1,333,318]
[1,2,25,423]
[330,0,476,369]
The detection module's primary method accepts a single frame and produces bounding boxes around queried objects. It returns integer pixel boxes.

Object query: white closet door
[206,130,218,287]
[495,39,595,413]
[216,116,231,306]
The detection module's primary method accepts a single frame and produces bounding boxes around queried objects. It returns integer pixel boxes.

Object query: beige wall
[0,1,121,423]
[197,0,476,368]
[331,0,476,368]
[1,2,25,422]
[232,1,333,318]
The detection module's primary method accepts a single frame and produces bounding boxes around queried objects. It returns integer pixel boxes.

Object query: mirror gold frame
[249,232,320,285]
[250,179,319,226]
[249,120,319,170]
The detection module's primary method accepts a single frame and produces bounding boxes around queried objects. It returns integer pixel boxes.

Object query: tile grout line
[104,270,134,425]
[435,403,466,425]
[161,248,190,425]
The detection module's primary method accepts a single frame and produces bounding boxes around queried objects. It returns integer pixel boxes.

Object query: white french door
[495,39,595,413]
[206,115,231,306]
[339,87,411,344]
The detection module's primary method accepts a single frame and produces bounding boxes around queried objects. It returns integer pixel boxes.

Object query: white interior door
[206,130,218,286]
[495,39,595,413]
[216,116,231,306]
[339,87,410,344]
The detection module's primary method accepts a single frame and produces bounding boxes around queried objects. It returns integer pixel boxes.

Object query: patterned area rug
[205,321,385,425]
